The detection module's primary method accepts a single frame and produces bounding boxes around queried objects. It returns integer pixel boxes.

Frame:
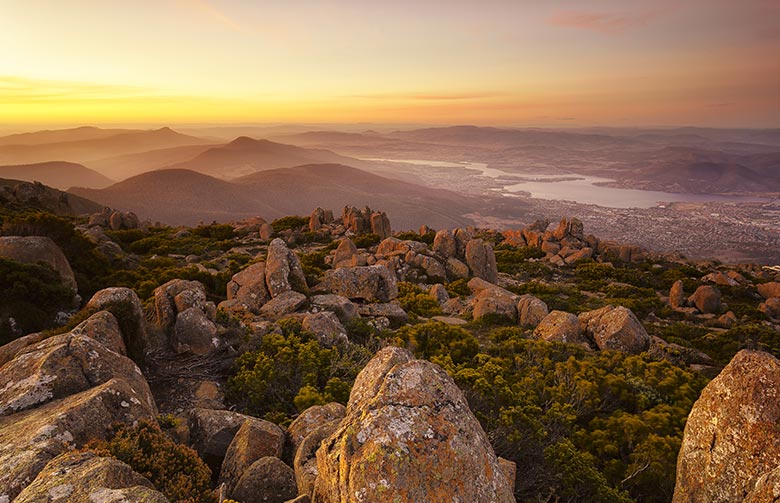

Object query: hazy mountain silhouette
[89,144,218,181]
[0,126,135,146]
[70,164,477,228]
[0,161,114,190]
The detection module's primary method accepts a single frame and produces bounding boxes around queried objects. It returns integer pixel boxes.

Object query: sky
[0,0,778,128]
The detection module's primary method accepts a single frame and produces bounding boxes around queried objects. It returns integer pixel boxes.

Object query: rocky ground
[2,200,780,502]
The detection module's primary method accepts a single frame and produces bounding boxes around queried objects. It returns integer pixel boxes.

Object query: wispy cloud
[548,8,668,35]
[347,92,502,102]
[174,0,249,34]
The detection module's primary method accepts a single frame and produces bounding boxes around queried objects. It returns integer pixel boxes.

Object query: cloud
[346,92,502,102]
[548,8,667,35]
[174,0,249,34]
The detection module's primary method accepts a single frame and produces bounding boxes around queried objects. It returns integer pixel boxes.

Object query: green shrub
[395,231,434,245]
[397,282,442,317]
[445,278,470,298]
[271,216,308,233]
[87,419,216,503]
[395,321,479,364]
[353,233,381,248]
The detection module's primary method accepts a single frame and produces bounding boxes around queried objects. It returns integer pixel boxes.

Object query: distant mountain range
[0,161,114,190]
[70,164,477,228]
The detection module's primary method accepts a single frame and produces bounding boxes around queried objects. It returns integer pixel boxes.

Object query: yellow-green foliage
[87,419,216,503]
[395,321,479,365]
[397,282,442,317]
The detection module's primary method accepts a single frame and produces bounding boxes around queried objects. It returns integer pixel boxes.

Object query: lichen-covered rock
[316,265,398,303]
[232,456,297,503]
[0,377,157,501]
[445,257,470,279]
[759,297,780,320]
[220,419,286,494]
[432,229,456,258]
[308,295,359,322]
[70,310,126,355]
[85,287,148,363]
[369,211,391,239]
[294,421,342,498]
[333,238,360,268]
[429,284,450,306]
[260,290,308,317]
[533,310,587,346]
[472,288,518,322]
[287,402,347,455]
[407,253,447,282]
[152,279,208,331]
[227,262,271,313]
[670,280,686,309]
[13,451,168,503]
[172,307,219,355]
[688,285,722,314]
[578,305,650,354]
[673,350,780,503]
[189,408,265,471]
[648,336,716,368]
[302,312,348,347]
[311,346,514,503]
[266,238,308,297]
[465,238,498,284]
[0,236,77,291]
[357,302,409,328]
[517,294,549,327]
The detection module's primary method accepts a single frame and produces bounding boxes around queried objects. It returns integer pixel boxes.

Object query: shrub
[397,282,442,317]
[353,233,381,248]
[395,321,479,365]
[271,215,308,233]
[87,419,216,503]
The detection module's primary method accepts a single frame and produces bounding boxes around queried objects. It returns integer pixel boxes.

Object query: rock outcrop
[85,287,148,363]
[673,350,780,503]
[517,294,549,327]
[227,262,270,314]
[578,305,650,354]
[688,285,722,314]
[534,310,587,346]
[311,346,514,503]
[266,238,309,297]
[316,265,398,303]
[220,419,286,495]
[465,238,498,284]
[0,236,77,291]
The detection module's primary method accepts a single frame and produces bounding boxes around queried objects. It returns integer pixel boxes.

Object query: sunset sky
[1,0,778,127]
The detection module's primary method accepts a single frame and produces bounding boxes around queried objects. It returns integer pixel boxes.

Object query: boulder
[517,294,549,327]
[578,305,650,354]
[648,336,715,368]
[308,294,359,322]
[533,311,587,346]
[369,211,391,239]
[153,279,209,330]
[266,238,308,297]
[220,419,286,494]
[333,238,360,268]
[429,284,450,306]
[13,451,168,503]
[309,207,326,232]
[294,421,342,498]
[0,236,76,291]
[501,229,526,247]
[563,247,593,264]
[759,297,780,319]
[85,287,148,363]
[357,302,409,328]
[311,347,514,503]
[688,285,722,314]
[465,238,498,283]
[408,253,447,282]
[445,257,470,280]
[673,350,780,503]
[316,265,398,303]
[172,307,219,355]
[432,230,457,258]
[757,282,780,300]
[302,312,348,347]
[232,457,297,503]
[669,280,686,309]
[227,262,271,314]
[287,402,347,455]
[69,310,126,355]
[0,374,156,500]
[472,289,518,322]
[702,271,739,287]
[189,408,265,471]
[260,291,308,317]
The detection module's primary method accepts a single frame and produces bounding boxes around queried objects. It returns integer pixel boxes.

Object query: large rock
[152,279,210,330]
[316,265,398,303]
[688,285,722,314]
[669,280,686,309]
[465,238,498,284]
[333,238,360,268]
[357,302,409,328]
[287,403,346,455]
[308,295,358,322]
[0,378,157,501]
[517,294,549,327]
[85,287,148,363]
[227,262,271,313]
[673,350,780,503]
[70,310,126,355]
[266,238,308,298]
[220,419,286,494]
[432,229,457,258]
[759,297,780,319]
[232,457,297,503]
[757,282,780,300]
[189,408,268,472]
[578,305,650,354]
[172,307,219,355]
[260,290,308,317]
[302,312,348,347]
[13,451,168,503]
[533,310,587,346]
[0,236,77,291]
[311,346,514,503]
[294,421,342,498]
[369,211,391,239]
[472,288,518,322]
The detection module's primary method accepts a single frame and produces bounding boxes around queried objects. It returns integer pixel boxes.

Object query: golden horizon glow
[0,0,778,128]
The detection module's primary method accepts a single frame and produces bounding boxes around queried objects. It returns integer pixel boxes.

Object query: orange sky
[0,0,778,127]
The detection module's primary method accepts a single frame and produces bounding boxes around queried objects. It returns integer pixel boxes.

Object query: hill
[70,164,477,228]
[0,161,114,189]
[164,137,365,179]
[0,127,211,165]
[0,126,135,146]
[88,144,218,181]
[0,177,103,215]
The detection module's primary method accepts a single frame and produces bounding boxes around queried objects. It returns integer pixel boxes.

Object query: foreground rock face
[85,287,148,362]
[673,350,780,503]
[220,419,286,495]
[13,451,168,503]
[0,236,77,291]
[311,346,514,503]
